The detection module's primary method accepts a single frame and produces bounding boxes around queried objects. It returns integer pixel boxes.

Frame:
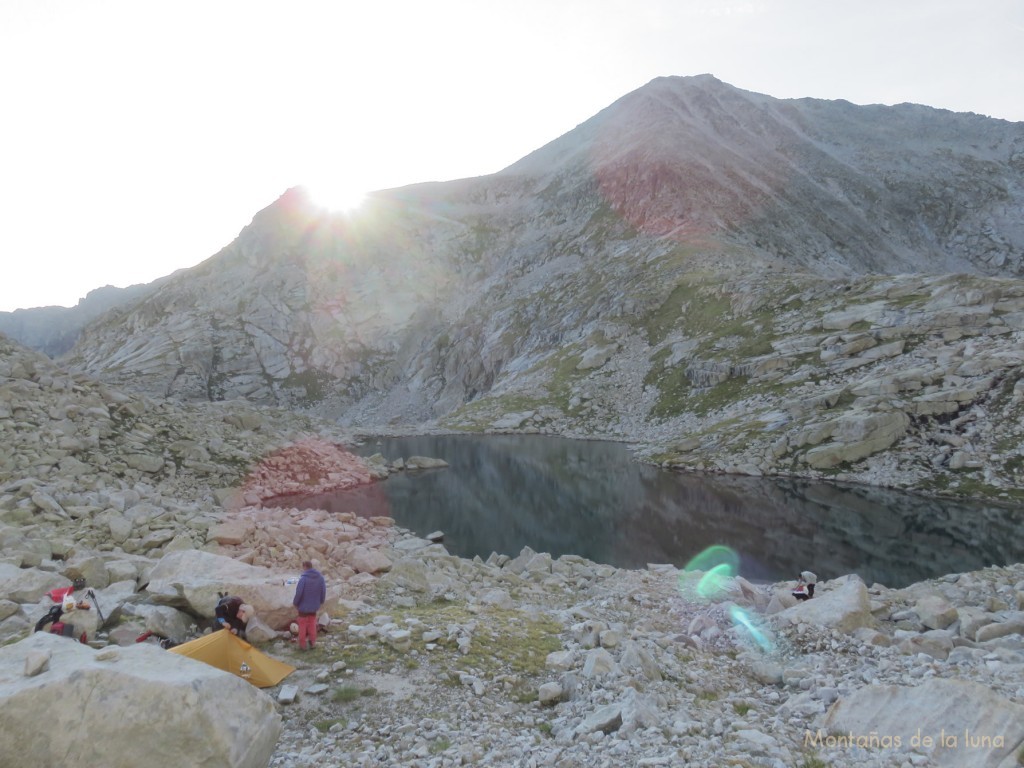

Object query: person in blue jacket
[292,560,326,650]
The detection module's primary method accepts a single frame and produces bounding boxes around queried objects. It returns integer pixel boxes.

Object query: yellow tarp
[168,628,295,688]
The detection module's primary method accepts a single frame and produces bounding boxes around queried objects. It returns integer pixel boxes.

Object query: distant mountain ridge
[43,75,1024,497]
[0,282,161,357]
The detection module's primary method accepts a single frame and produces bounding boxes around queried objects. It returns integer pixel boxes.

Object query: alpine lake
[273,434,1024,589]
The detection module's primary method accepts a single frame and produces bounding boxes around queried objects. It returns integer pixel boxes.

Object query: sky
[1,0,1022,312]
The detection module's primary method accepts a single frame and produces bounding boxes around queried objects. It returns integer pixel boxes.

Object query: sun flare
[305,182,367,213]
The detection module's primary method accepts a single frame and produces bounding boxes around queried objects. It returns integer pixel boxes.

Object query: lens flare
[728,605,774,652]
[696,562,733,600]
[679,545,773,652]
[684,545,740,575]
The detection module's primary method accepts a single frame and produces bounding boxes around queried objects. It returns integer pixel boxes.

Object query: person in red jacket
[292,560,326,650]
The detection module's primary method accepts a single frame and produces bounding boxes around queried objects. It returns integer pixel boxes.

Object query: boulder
[0,564,68,603]
[974,613,1024,643]
[0,632,281,768]
[575,703,622,735]
[62,553,112,589]
[914,594,959,630]
[120,604,195,642]
[346,546,392,575]
[581,647,618,677]
[404,456,449,470]
[241,612,282,645]
[209,520,254,546]
[777,577,875,634]
[804,410,910,469]
[143,549,341,629]
[898,630,954,660]
[819,678,1024,767]
[538,681,564,705]
[478,588,514,610]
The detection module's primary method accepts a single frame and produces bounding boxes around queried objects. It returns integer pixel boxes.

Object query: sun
[304,181,367,213]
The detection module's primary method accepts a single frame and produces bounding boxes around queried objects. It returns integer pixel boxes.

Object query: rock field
[2,327,1024,767]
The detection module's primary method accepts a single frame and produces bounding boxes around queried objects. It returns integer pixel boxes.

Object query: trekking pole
[87,588,105,625]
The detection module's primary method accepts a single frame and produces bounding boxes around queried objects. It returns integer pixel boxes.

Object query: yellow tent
[169,629,295,688]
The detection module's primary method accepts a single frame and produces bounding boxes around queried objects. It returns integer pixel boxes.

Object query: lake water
[280,434,1024,588]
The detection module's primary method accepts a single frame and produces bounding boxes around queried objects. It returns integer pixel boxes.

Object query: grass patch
[332,685,363,703]
[395,603,564,679]
[314,717,345,733]
[732,702,752,716]
[511,680,539,704]
[336,641,405,671]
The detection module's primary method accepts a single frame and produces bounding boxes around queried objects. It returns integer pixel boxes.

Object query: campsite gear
[48,586,75,604]
[33,604,87,642]
[34,604,64,634]
[168,629,295,688]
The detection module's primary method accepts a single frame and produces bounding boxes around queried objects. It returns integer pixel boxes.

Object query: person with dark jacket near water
[292,560,327,650]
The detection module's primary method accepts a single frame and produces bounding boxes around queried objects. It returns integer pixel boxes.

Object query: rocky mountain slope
[59,75,1024,500]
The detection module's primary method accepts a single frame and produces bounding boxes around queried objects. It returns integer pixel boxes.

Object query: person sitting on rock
[791,576,811,601]
[215,595,251,636]
[800,571,817,598]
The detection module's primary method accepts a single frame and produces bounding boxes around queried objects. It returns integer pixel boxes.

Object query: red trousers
[297,613,317,649]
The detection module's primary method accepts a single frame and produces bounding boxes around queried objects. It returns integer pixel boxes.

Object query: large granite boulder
[819,678,1024,768]
[0,632,281,768]
[776,576,875,634]
[143,549,342,629]
[0,563,68,603]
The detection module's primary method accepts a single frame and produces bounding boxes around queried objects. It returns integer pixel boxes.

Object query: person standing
[292,560,326,650]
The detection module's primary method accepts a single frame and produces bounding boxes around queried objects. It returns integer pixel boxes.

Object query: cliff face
[59,75,1024,499]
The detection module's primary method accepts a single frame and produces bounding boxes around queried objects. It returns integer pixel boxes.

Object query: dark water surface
[284,434,1024,588]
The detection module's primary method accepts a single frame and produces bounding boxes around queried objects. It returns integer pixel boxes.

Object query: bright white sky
[2,0,1021,312]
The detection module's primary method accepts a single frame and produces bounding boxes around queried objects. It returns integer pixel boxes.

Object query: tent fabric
[168,629,295,688]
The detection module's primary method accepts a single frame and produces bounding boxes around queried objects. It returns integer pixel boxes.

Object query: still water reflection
[284,434,1024,588]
